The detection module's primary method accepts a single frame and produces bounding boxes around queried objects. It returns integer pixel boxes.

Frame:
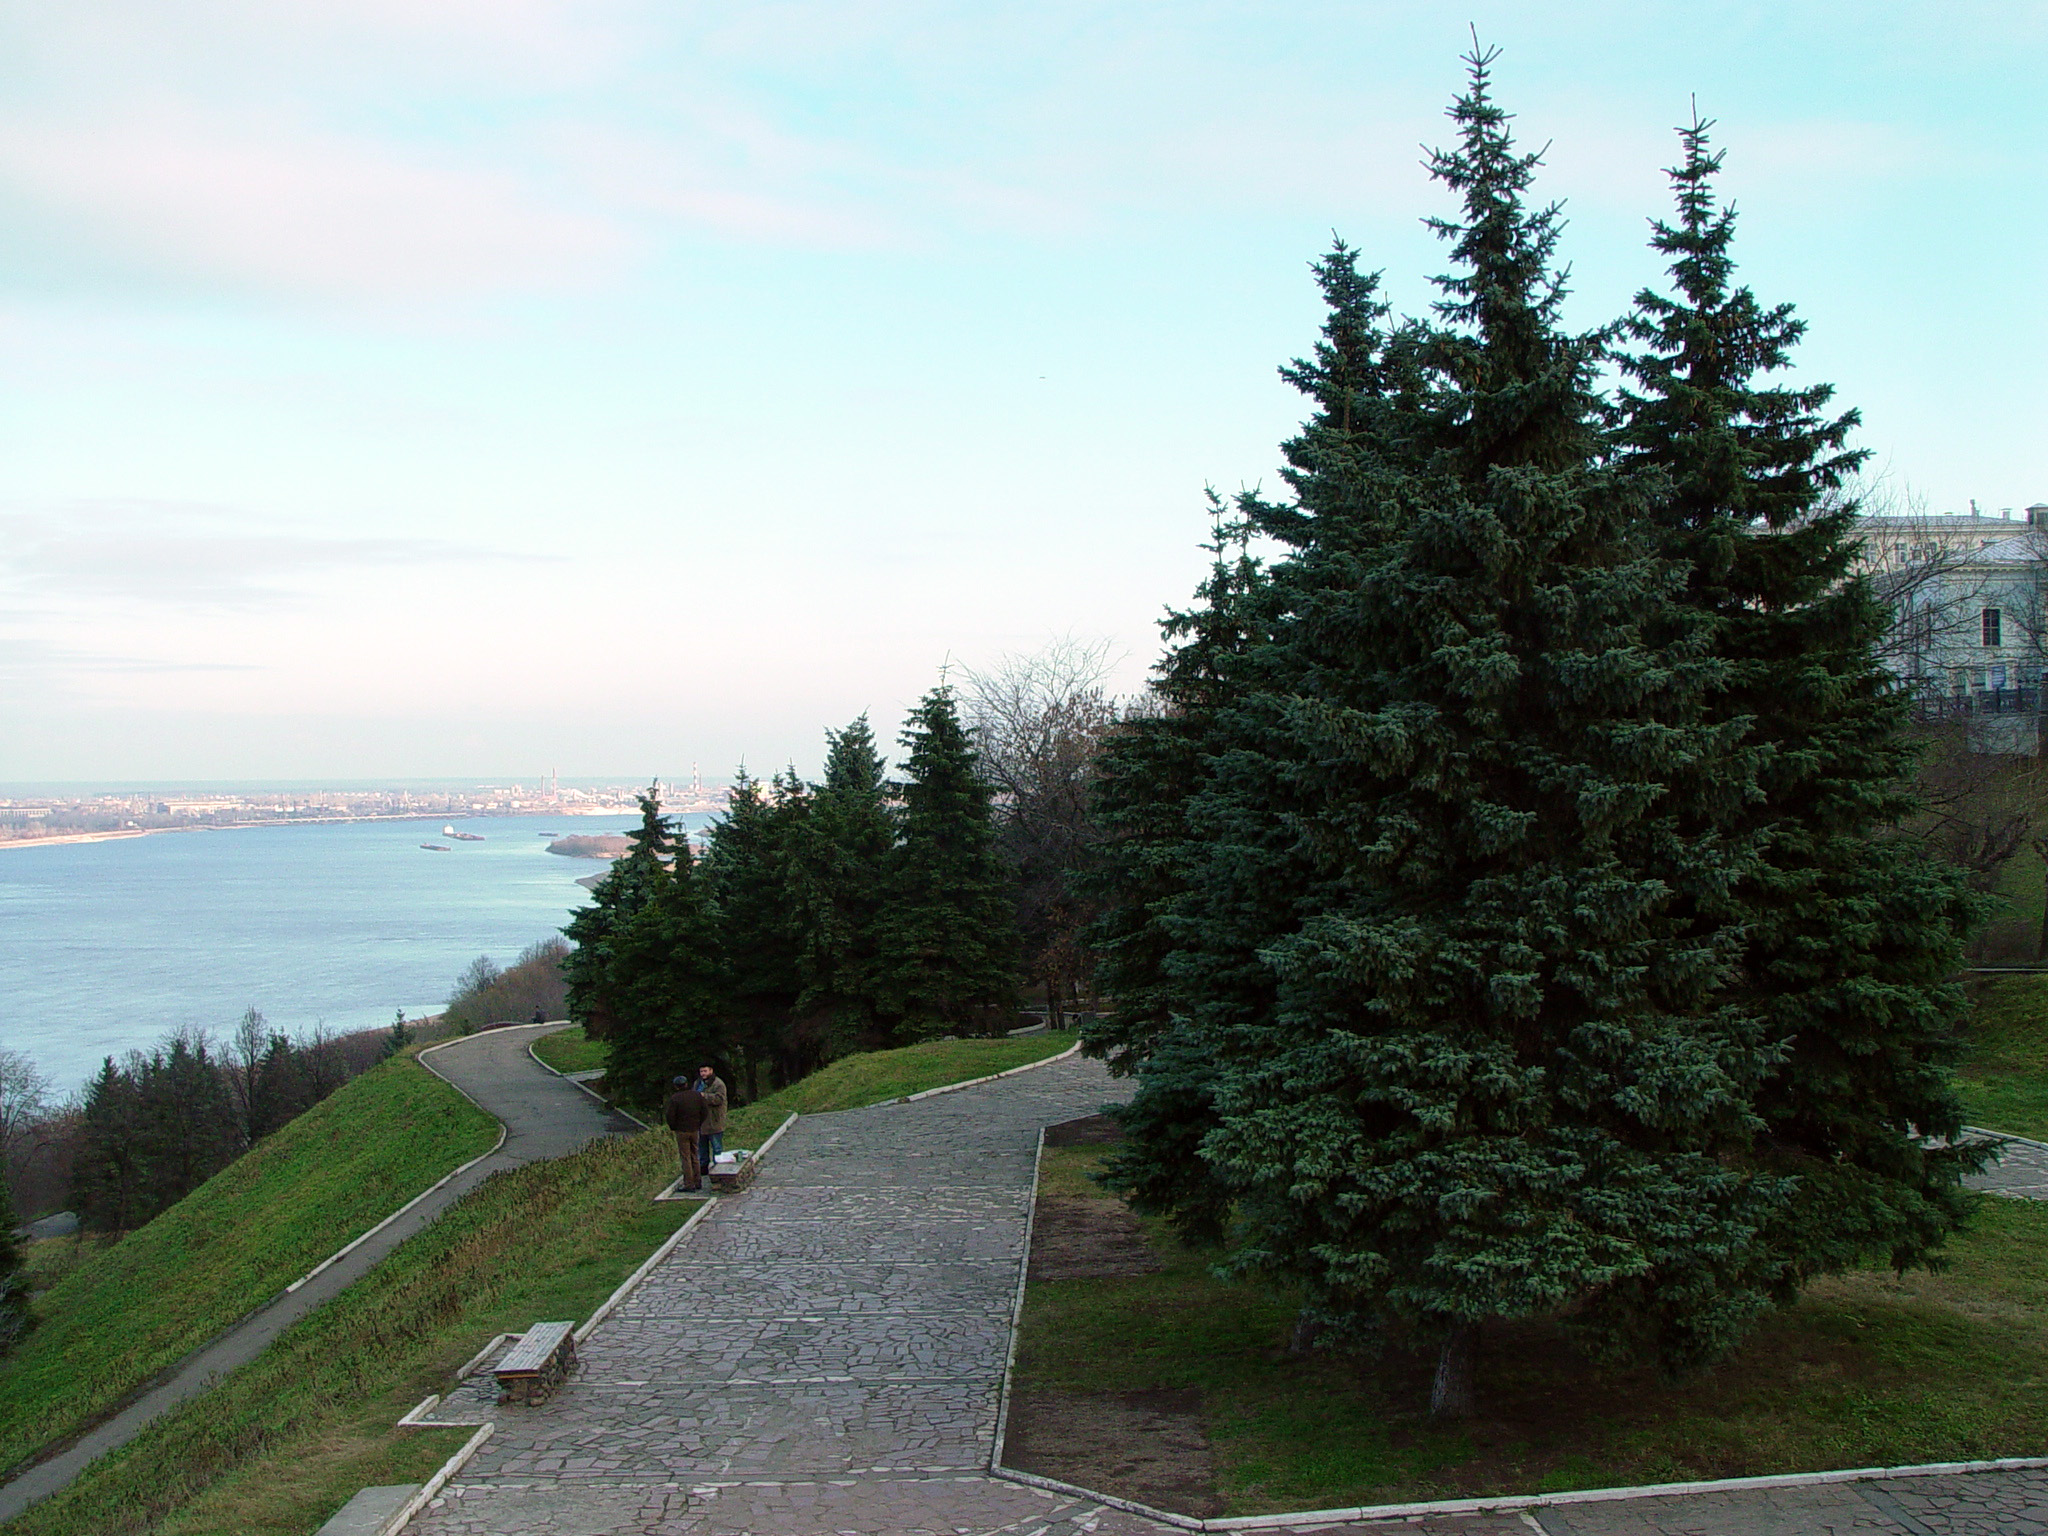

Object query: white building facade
[1856,503,2048,754]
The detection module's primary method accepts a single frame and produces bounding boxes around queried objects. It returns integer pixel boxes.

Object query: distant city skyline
[2,2,2039,780]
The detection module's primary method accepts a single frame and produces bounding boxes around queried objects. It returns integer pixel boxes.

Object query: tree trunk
[1430,1324,1478,1419]
[1046,965,1065,1031]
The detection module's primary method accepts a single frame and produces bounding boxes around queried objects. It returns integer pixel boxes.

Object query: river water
[0,812,712,1094]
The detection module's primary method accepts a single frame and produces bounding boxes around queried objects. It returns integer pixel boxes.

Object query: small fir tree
[382,1009,414,1060]
[702,768,807,1094]
[562,784,675,1041]
[604,834,729,1109]
[877,684,1020,1036]
[782,720,898,1053]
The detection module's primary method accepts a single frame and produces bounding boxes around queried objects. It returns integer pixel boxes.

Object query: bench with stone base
[493,1321,577,1406]
[708,1148,760,1193]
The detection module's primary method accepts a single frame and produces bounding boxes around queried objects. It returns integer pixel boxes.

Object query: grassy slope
[1959,974,2048,1139]
[722,1033,1074,1140]
[0,1051,499,1476]
[17,1031,1076,1536]
[530,1025,605,1076]
[1018,1147,2048,1514]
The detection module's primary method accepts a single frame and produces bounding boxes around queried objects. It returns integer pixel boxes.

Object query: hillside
[10,1031,1077,1536]
[1959,974,2048,1139]
[0,1051,498,1477]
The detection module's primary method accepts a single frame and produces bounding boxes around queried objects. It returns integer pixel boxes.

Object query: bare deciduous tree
[962,637,1124,1025]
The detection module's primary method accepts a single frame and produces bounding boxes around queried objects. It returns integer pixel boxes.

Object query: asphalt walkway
[395,1063,2048,1536]
[0,1023,629,1526]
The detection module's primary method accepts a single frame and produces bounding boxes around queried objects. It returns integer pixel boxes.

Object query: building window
[1991,663,2008,691]
[1983,607,2003,647]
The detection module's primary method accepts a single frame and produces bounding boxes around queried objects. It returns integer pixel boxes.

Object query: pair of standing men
[661,1064,727,1191]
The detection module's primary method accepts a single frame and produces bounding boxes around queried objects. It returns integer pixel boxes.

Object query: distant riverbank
[0,810,713,1091]
[0,806,635,854]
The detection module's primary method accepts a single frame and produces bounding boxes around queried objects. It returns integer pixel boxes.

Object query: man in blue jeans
[694,1062,728,1176]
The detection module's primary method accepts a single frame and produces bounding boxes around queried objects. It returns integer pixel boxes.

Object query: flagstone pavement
[396,1057,2048,1536]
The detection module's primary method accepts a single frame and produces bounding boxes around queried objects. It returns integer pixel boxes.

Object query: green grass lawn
[7,1029,1078,1535]
[1960,974,2048,1139]
[10,1130,698,1536]
[721,1032,1074,1140]
[0,1049,498,1478]
[529,1024,606,1076]
[1016,1145,2048,1515]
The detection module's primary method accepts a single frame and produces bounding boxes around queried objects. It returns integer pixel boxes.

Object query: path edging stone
[988,1124,1046,1474]
[379,1424,493,1536]
[286,1044,510,1294]
[574,1198,723,1343]
[882,1040,1082,1107]
[1965,1123,2048,1152]
[521,1025,651,1129]
[992,1454,2048,1531]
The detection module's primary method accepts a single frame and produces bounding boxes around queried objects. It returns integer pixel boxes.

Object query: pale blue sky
[1,1,2040,782]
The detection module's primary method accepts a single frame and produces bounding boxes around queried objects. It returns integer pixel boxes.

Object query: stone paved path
[1964,1129,2048,1199]
[0,1022,628,1526]
[398,1064,2048,1536]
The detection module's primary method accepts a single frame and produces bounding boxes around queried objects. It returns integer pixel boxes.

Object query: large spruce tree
[1091,53,1812,1415]
[877,684,1020,1036]
[1617,119,1985,1320]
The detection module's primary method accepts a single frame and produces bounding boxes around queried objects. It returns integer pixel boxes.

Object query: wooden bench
[493,1321,578,1406]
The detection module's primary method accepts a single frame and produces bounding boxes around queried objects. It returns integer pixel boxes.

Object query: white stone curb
[521,1024,651,1129]
[988,1124,1046,1474]
[284,1045,510,1294]
[574,1197,722,1344]
[878,1040,1082,1107]
[1966,1124,2048,1152]
[380,1423,494,1534]
[995,1453,2048,1530]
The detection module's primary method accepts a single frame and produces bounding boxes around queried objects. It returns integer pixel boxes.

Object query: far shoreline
[0,807,635,854]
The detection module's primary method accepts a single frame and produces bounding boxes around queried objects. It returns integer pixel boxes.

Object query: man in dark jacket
[663,1074,709,1191]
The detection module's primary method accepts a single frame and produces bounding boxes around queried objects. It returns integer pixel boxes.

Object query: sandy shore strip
[0,829,157,852]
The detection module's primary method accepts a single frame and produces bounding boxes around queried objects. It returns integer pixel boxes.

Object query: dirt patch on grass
[1045,1113,1122,1147]
[1030,1197,1161,1282]
[1005,1387,1223,1517]
[1007,1119,1218,1515]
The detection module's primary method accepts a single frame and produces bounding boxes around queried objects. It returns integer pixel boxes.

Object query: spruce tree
[703,769,806,1094]
[562,784,674,1041]
[605,834,729,1109]
[1084,511,1271,1226]
[877,684,1021,1036]
[1617,118,1985,1322]
[1094,53,1787,1414]
[782,720,898,1054]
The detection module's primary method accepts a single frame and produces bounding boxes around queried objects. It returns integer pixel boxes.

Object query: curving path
[0,1023,630,1526]
[396,1069,2048,1536]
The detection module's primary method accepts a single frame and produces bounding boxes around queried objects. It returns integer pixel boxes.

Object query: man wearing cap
[663,1074,710,1191]
[694,1062,729,1179]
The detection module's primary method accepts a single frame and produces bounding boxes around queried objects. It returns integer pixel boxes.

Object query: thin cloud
[0,107,636,301]
[0,501,550,609]
[0,634,260,676]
